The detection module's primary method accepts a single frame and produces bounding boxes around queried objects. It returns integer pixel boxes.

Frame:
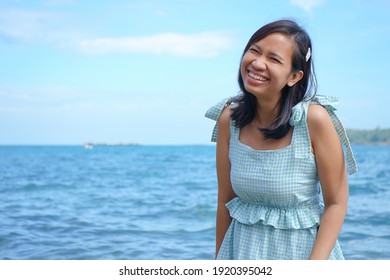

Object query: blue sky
[1,0,389,145]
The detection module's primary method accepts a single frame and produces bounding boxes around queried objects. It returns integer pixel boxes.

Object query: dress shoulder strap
[290,95,358,175]
[204,96,237,142]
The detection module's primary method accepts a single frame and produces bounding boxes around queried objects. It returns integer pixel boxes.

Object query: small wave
[377,169,390,179]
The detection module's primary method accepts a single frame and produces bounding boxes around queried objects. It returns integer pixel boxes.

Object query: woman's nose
[252,57,266,70]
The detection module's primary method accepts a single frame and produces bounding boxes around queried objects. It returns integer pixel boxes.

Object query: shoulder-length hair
[231,19,317,139]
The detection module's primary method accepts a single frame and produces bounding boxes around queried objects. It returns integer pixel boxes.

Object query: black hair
[231,19,317,139]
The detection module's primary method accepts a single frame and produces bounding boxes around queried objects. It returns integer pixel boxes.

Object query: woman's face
[240,32,303,100]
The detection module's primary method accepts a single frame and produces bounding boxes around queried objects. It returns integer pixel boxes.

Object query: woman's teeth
[248,72,268,82]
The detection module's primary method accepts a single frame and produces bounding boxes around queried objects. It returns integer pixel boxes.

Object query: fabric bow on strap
[305,96,357,175]
[204,96,237,142]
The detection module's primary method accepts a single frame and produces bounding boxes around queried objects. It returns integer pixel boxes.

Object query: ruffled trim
[226,197,322,230]
[204,96,237,142]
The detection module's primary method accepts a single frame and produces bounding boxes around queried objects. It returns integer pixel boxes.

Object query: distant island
[83,142,140,149]
[346,128,390,145]
[79,129,390,147]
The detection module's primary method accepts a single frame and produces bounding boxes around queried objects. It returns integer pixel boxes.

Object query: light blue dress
[205,95,357,260]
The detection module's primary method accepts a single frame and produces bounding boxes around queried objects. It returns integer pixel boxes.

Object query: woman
[205,19,357,259]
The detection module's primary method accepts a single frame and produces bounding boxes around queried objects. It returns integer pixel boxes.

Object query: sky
[1,0,389,145]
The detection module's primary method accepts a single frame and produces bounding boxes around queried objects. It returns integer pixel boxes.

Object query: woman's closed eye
[249,47,260,54]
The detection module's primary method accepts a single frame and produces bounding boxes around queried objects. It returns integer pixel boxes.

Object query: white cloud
[0,7,233,58]
[0,8,75,43]
[44,0,76,4]
[74,32,234,58]
[0,9,49,42]
[290,0,325,13]
[0,85,83,101]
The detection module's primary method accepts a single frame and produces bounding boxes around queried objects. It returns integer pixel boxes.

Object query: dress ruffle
[204,96,236,142]
[226,197,322,230]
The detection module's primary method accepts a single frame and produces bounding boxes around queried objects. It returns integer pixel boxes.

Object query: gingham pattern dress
[205,95,357,260]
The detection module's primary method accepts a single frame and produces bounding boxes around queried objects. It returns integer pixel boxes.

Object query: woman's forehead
[252,33,295,53]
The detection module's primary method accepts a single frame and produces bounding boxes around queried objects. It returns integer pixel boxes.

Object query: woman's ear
[287,70,304,87]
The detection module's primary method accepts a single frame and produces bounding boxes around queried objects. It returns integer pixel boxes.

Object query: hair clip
[305,47,311,62]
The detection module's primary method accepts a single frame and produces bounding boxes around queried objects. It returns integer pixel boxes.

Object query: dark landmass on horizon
[347,128,390,145]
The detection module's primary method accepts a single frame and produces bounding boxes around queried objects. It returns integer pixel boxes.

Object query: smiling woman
[240,33,304,115]
[232,20,315,140]
[205,19,357,260]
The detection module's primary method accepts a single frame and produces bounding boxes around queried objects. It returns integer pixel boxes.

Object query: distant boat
[84,143,94,149]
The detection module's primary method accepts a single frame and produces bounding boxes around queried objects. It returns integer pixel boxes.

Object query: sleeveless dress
[205,95,357,260]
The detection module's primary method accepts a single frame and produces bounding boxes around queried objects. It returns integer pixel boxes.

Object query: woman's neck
[253,96,280,127]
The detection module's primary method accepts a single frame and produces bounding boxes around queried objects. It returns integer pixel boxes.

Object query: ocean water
[0,145,389,260]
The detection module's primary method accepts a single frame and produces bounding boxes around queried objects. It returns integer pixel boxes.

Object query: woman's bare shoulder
[307,104,334,133]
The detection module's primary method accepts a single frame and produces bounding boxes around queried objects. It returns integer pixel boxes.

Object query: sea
[0,144,389,260]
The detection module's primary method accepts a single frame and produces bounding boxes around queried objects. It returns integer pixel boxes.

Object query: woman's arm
[307,104,349,260]
[215,105,236,258]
